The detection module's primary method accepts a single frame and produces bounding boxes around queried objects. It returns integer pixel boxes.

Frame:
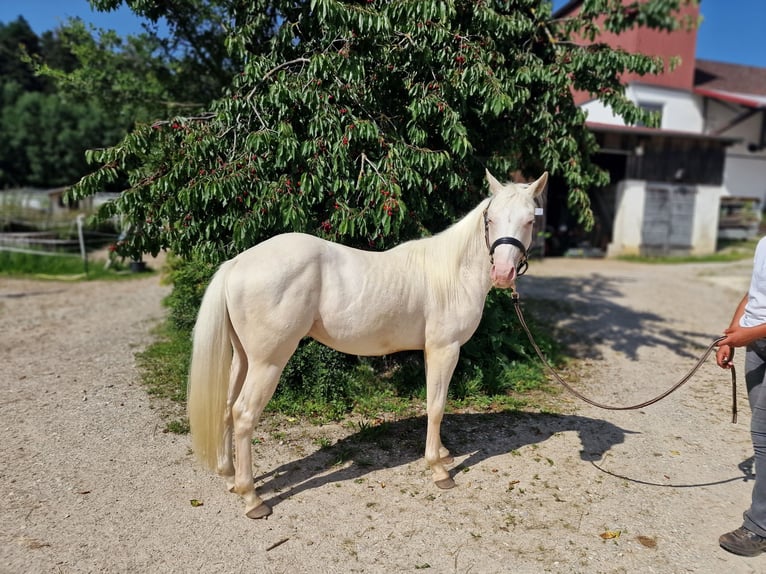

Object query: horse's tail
[187,260,234,472]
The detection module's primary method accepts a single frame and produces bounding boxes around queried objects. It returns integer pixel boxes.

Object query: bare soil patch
[0,256,763,573]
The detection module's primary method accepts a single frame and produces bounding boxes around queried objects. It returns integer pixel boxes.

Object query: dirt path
[0,256,763,573]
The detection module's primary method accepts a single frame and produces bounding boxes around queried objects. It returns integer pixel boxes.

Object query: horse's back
[239,231,327,260]
[225,232,428,356]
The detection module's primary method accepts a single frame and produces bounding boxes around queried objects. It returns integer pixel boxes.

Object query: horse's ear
[485,169,504,195]
[526,172,548,198]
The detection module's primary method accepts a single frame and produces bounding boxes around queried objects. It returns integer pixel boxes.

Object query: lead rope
[510,290,738,423]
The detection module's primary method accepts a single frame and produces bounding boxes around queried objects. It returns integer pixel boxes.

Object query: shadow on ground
[254,409,631,511]
[520,272,720,362]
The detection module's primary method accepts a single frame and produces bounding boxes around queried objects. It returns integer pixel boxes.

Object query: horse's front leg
[423,342,460,489]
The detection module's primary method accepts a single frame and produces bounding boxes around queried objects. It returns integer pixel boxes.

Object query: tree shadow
[253,410,633,511]
[0,289,67,299]
[520,272,718,362]
[244,268,733,510]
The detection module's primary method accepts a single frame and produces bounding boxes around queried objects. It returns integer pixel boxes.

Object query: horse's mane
[394,198,490,305]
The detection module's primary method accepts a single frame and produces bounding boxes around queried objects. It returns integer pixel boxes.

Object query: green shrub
[163,255,217,332]
[157,257,564,424]
[454,289,562,398]
[273,339,360,419]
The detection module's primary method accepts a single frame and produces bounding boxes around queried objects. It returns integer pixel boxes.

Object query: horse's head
[483,170,547,289]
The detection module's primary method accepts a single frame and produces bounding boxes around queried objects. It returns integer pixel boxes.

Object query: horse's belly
[309,318,425,356]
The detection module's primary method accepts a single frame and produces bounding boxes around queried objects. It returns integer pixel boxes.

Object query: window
[637,102,664,128]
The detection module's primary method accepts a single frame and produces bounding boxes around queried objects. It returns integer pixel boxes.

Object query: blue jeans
[744,339,766,536]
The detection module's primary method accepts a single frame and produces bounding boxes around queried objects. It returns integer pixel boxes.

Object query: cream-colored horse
[188,170,548,518]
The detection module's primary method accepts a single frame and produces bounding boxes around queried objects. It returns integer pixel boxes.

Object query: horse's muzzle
[490,263,517,289]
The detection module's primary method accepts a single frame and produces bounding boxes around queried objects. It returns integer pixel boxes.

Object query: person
[717,236,766,556]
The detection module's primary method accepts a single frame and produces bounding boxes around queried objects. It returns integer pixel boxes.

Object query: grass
[0,250,140,280]
[135,322,192,433]
[618,238,760,264]
[137,314,564,434]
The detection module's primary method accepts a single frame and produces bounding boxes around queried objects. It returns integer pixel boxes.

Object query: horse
[187,169,548,518]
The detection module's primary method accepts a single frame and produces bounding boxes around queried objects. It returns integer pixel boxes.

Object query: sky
[0,0,165,38]
[0,0,764,68]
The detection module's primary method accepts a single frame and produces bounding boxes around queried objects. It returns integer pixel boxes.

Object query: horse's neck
[447,202,493,290]
[415,201,493,304]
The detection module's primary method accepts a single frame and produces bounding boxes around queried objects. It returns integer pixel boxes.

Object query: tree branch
[244,58,311,100]
[151,113,216,128]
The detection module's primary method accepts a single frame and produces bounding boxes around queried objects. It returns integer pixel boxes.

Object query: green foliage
[0,17,50,92]
[619,251,756,264]
[135,321,192,433]
[136,321,192,403]
[456,289,561,397]
[31,21,185,126]
[0,19,132,187]
[69,0,689,264]
[56,0,692,421]
[30,18,219,124]
[88,0,260,101]
[147,289,565,423]
[0,250,85,276]
[0,83,127,187]
[162,255,217,332]
[272,339,360,420]
[0,17,102,187]
[0,8,234,188]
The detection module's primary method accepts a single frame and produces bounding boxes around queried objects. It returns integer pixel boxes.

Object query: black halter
[482,201,530,276]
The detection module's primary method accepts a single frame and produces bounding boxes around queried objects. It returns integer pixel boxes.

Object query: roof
[694,59,766,97]
[693,87,766,109]
[694,59,766,109]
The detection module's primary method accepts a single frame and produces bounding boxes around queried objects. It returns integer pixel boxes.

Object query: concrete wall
[692,184,725,254]
[607,179,724,256]
[631,84,704,132]
[722,153,766,204]
[608,179,645,256]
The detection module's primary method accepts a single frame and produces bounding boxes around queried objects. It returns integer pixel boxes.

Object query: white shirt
[741,236,766,327]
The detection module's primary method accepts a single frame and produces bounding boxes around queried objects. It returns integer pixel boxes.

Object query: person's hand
[719,324,761,350]
[716,344,734,369]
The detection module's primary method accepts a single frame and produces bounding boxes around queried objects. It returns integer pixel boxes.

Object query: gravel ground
[0,254,763,573]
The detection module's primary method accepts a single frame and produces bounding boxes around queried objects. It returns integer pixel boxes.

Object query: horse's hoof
[246,502,272,519]
[435,477,456,489]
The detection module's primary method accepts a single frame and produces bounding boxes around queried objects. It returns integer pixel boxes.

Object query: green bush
[456,289,561,397]
[160,256,564,422]
[163,255,217,332]
[271,339,360,420]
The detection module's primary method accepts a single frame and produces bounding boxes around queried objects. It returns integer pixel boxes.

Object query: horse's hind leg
[220,340,247,492]
[423,343,460,489]
[231,359,288,519]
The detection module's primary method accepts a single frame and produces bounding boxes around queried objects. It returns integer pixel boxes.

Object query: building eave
[586,121,741,144]
[694,87,766,109]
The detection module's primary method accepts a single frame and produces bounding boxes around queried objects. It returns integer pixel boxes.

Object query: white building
[549,1,766,257]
